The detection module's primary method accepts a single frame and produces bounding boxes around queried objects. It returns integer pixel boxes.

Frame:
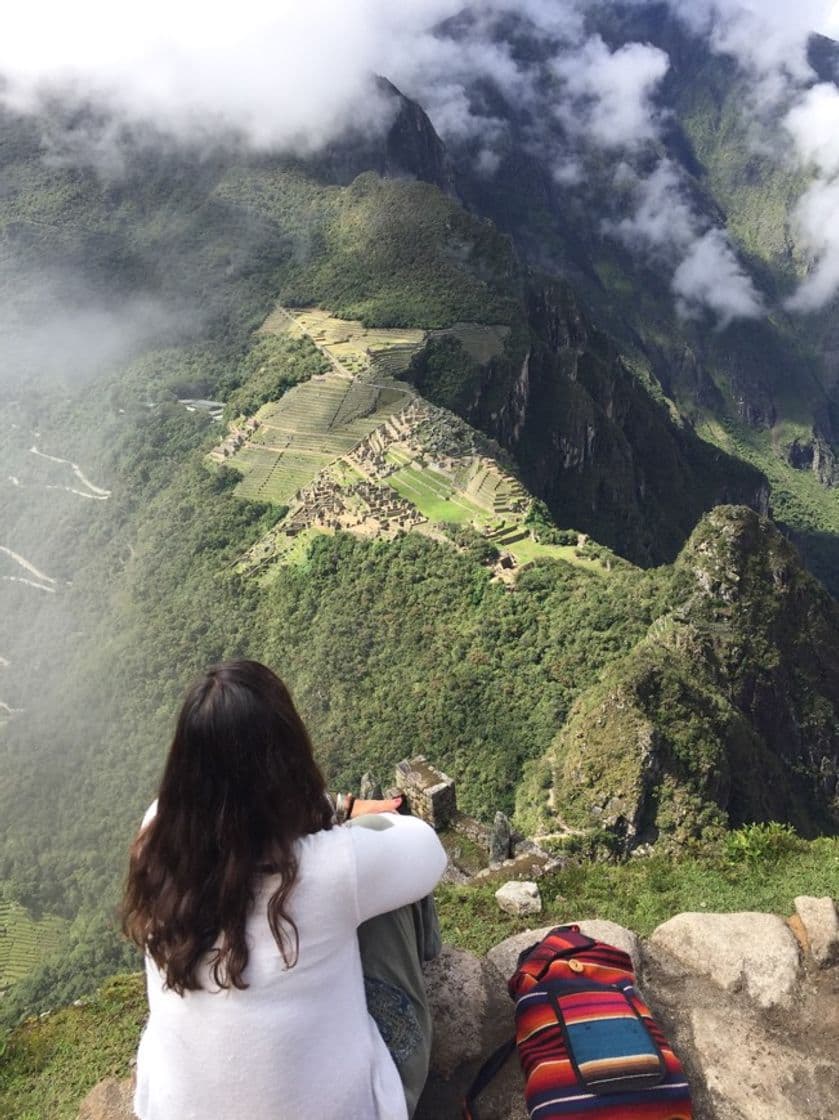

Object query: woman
[123,659,447,1120]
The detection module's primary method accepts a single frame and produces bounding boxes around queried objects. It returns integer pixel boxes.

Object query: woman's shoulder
[296,824,355,871]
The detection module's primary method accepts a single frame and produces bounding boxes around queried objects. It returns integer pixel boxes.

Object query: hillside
[519,507,839,849]
[1,4,839,1025]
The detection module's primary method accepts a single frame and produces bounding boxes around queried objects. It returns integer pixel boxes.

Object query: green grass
[0,974,146,1120]
[0,903,68,992]
[709,419,839,536]
[437,835,839,956]
[386,464,487,525]
[505,539,608,572]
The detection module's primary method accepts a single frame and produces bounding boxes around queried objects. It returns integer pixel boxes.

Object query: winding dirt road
[30,447,111,499]
[0,545,57,593]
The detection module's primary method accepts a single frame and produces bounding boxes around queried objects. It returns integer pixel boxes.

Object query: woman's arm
[349,814,447,925]
[326,791,404,823]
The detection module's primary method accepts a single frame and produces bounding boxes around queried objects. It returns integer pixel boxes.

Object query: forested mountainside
[1,2,839,1023]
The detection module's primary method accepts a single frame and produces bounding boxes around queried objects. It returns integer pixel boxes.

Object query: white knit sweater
[133,809,447,1120]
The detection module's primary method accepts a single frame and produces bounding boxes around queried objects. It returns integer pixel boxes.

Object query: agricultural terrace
[386,457,485,525]
[384,453,611,573]
[262,306,426,379]
[228,375,410,505]
[261,306,508,381]
[0,900,67,991]
[429,323,510,365]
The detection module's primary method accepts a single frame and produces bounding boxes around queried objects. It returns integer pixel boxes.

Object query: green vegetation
[224,334,330,419]
[0,974,145,1120]
[437,833,839,955]
[519,507,839,848]
[215,169,522,329]
[0,902,68,992]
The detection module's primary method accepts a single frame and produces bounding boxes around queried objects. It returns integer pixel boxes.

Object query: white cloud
[552,35,670,149]
[665,0,833,88]
[0,0,465,150]
[785,82,839,176]
[824,3,839,36]
[606,160,763,324]
[2,0,837,314]
[786,178,839,311]
[673,228,764,323]
[608,161,698,257]
[783,83,839,310]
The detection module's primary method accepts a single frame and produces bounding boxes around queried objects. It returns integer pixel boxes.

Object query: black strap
[462,1037,517,1120]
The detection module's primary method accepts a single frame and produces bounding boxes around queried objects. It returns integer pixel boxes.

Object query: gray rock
[423,946,488,1077]
[487,927,553,980]
[495,881,542,917]
[489,812,513,865]
[418,947,525,1120]
[689,1002,838,1120]
[794,895,839,968]
[650,912,800,1008]
[359,771,382,800]
[77,1078,134,1120]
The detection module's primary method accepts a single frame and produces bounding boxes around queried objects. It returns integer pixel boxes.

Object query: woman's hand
[350,795,403,818]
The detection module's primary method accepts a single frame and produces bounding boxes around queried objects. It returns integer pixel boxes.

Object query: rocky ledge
[79,898,838,1120]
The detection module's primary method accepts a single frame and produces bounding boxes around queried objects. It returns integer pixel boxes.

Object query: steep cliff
[410,282,768,565]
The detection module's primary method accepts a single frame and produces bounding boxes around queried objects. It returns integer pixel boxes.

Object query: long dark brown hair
[122,660,332,994]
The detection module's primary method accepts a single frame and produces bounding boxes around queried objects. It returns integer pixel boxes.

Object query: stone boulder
[77,1078,134,1120]
[421,946,489,1078]
[495,881,541,916]
[417,946,526,1120]
[649,911,800,1008]
[487,919,641,980]
[794,896,839,968]
[644,935,839,1120]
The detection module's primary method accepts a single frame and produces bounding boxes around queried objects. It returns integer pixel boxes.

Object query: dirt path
[30,447,110,499]
[269,305,368,382]
[0,545,56,585]
[46,484,105,501]
[2,575,56,593]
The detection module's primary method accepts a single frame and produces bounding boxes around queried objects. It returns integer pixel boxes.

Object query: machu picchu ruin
[214,304,612,581]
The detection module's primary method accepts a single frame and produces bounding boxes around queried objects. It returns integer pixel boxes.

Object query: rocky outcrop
[649,912,801,1009]
[76,901,838,1120]
[786,430,837,488]
[460,282,769,567]
[518,506,839,850]
[312,78,458,197]
[415,902,839,1120]
[77,1078,135,1120]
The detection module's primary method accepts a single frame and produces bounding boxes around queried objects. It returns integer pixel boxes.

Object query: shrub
[723,821,806,865]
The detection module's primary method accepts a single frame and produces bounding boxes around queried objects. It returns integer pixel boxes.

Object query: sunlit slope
[0,900,67,991]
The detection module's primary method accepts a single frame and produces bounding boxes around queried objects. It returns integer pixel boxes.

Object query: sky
[2,0,839,319]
